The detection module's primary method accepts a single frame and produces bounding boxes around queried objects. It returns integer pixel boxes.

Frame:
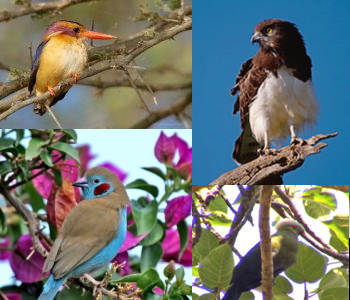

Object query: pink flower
[161,226,191,266]
[4,293,21,300]
[154,131,176,163]
[154,132,192,180]
[165,195,191,228]
[77,144,96,173]
[0,236,11,260]
[9,234,46,283]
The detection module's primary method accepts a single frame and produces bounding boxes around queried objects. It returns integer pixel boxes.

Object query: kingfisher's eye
[266,27,273,34]
[73,27,80,33]
[93,178,100,184]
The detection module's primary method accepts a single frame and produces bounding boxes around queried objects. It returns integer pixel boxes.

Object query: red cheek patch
[94,183,111,196]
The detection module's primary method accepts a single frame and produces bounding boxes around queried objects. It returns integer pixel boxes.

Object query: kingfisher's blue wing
[28,41,47,94]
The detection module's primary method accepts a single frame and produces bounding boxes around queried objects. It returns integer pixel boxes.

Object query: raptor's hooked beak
[251,32,262,44]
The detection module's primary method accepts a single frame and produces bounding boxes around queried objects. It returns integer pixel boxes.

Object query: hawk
[231,19,319,164]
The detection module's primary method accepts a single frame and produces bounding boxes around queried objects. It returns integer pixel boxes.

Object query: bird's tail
[38,274,66,300]
[222,284,241,300]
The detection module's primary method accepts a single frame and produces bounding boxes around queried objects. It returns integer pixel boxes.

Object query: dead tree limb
[210,132,338,185]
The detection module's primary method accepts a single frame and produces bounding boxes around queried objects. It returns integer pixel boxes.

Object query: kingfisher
[28,20,116,115]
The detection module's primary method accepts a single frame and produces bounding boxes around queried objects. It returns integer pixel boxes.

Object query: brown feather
[43,167,130,279]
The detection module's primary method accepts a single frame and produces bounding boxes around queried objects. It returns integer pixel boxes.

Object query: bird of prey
[231,19,319,164]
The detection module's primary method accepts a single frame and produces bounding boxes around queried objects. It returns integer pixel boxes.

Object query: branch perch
[210,133,338,185]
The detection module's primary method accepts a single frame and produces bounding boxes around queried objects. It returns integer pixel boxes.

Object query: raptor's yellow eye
[266,27,273,34]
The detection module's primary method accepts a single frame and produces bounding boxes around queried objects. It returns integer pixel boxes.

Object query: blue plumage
[38,167,130,300]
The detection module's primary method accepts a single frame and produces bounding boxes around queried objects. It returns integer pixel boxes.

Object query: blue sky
[193,0,350,184]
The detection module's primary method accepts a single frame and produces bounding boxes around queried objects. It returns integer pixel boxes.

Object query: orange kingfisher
[28,20,116,115]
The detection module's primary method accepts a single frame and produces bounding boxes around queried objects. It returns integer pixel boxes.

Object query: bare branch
[210,133,338,185]
[0,0,94,23]
[131,92,191,128]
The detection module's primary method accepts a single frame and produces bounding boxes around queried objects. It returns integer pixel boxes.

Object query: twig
[45,104,63,129]
[0,184,48,257]
[274,186,349,267]
[131,92,191,128]
[0,0,94,22]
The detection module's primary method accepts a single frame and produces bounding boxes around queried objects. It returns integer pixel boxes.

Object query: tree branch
[210,133,338,185]
[131,92,191,128]
[0,0,94,23]
[259,186,273,300]
[0,184,49,257]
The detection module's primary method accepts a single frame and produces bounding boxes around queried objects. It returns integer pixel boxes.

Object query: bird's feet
[47,86,56,97]
[290,136,306,146]
[84,273,104,296]
[258,147,277,157]
[71,72,80,83]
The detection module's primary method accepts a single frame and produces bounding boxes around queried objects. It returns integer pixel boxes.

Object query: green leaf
[48,142,80,164]
[177,220,188,260]
[199,244,233,289]
[0,138,18,157]
[139,222,164,246]
[0,161,13,175]
[175,266,185,280]
[25,137,49,160]
[142,167,166,180]
[126,179,159,198]
[63,129,78,142]
[111,273,141,283]
[193,229,220,259]
[40,150,53,167]
[140,242,163,272]
[323,215,349,250]
[136,268,160,295]
[286,242,328,282]
[19,160,30,179]
[131,200,158,235]
[52,168,63,186]
[15,129,24,146]
[302,188,336,218]
[26,182,45,212]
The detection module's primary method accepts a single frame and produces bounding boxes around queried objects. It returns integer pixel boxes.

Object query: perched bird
[38,167,130,300]
[223,219,304,300]
[28,20,116,115]
[231,19,318,164]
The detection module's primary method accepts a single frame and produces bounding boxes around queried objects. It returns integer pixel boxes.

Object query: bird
[28,20,116,115]
[222,219,304,300]
[231,19,319,165]
[38,167,130,300]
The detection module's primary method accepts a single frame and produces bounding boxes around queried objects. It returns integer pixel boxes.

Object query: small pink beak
[81,30,117,40]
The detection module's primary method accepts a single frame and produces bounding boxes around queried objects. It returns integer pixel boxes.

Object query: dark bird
[231,19,319,164]
[223,220,304,300]
[28,20,116,115]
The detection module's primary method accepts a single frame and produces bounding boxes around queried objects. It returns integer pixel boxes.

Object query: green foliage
[198,244,233,289]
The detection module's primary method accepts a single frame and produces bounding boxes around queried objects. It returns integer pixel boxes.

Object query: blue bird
[38,167,130,300]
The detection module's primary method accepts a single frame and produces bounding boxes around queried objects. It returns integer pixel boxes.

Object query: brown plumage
[43,167,130,279]
[231,19,318,165]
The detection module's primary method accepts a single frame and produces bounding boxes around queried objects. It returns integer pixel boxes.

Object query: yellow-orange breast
[35,35,88,95]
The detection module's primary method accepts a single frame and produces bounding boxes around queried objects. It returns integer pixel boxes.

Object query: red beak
[81,30,117,40]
